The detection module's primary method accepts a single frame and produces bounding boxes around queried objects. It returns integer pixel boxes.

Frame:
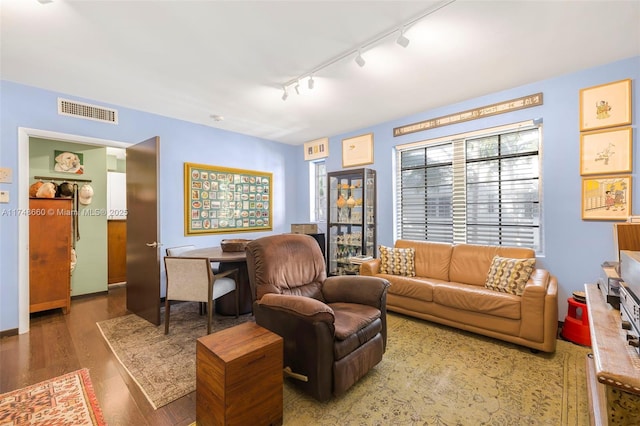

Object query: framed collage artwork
[184,163,272,235]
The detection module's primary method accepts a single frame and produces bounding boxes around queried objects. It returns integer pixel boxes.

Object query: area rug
[98,306,590,424]
[0,368,106,426]
[283,314,590,425]
[96,302,252,409]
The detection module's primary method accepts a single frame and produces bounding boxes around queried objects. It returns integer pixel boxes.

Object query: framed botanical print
[579,79,632,132]
[580,127,632,175]
[582,175,631,221]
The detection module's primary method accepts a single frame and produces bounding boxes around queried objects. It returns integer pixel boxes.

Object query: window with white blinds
[396,124,541,252]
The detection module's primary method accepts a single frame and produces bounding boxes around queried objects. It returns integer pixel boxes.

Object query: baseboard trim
[0,328,19,338]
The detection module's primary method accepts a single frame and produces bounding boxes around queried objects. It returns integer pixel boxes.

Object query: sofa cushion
[449,244,535,286]
[395,240,452,281]
[485,256,536,296]
[379,245,415,276]
[382,275,445,302]
[433,282,521,320]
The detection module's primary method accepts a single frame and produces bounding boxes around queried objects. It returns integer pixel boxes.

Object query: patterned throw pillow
[484,256,536,296]
[379,245,416,277]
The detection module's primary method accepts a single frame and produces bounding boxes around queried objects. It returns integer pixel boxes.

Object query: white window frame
[309,159,327,223]
[394,119,543,254]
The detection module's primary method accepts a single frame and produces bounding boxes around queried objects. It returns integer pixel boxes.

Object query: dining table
[179,246,253,315]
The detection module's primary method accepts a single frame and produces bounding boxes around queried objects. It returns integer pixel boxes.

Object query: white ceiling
[2,1,639,145]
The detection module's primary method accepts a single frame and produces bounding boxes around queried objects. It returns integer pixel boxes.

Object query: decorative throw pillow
[485,256,536,296]
[379,245,416,277]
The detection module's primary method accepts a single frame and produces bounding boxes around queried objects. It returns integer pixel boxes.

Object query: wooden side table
[196,322,283,426]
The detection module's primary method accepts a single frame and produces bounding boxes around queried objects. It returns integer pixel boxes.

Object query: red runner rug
[0,368,106,426]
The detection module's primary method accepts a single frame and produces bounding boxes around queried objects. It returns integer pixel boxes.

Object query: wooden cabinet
[29,198,72,314]
[196,322,283,426]
[107,220,127,284]
[585,284,640,425]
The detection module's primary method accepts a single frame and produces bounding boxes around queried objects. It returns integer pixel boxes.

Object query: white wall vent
[58,98,118,124]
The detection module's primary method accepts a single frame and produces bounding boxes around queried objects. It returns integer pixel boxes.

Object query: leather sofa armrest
[359,259,381,276]
[322,275,390,309]
[520,269,558,351]
[258,293,335,324]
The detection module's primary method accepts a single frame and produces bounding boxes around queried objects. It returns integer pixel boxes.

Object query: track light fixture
[278,0,455,99]
[397,29,410,48]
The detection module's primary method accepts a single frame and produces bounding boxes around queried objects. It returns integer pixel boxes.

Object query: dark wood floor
[0,286,196,426]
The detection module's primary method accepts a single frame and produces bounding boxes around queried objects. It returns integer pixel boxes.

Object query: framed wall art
[580,127,632,175]
[184,162,272,235]
[582,175,631,221]
[304,137,329,161]
[53,150,84,174]
[342,133,374,168]
[579,79,632,132]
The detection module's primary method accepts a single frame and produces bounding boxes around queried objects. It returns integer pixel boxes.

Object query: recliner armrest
[323,275,390,309]
[258,293,335,324]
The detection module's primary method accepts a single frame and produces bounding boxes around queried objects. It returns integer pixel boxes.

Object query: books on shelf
[349,255,373,264]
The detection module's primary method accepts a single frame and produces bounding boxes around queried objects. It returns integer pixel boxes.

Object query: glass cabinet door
[327,168,376,275]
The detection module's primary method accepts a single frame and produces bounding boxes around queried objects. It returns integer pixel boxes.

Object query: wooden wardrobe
[29,198,73,314]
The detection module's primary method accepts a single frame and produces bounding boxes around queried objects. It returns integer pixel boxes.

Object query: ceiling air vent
[58,98,118,124]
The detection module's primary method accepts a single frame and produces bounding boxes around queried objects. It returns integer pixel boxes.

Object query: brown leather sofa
[360,240,558,353]
[245,233,391,401]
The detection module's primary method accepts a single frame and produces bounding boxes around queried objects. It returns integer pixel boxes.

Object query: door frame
[17,127,130,334]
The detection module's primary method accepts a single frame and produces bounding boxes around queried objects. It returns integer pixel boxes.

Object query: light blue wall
[2,56,638,332]
[0,81,298,332]
[297,56,640,320]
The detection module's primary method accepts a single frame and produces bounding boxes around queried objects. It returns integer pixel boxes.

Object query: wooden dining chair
[163,257,239,335]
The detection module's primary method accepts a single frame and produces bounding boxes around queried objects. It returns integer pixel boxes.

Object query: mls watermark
[1,208,127,217]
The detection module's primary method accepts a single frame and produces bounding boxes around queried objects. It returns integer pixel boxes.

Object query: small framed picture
[580,127,632,175]
[579,79,632,132]
[582,175,632,221]
[54,150,84,174]
[303,137,329,161]
[342,133,373,168]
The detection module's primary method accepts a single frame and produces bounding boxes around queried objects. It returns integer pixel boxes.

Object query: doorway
[17,127,130,334]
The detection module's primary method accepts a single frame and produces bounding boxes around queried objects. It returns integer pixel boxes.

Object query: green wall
[29,138,108,296]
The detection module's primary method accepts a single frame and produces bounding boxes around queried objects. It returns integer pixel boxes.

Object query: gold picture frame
[342,133,374,168]
[303,137,329,161]
[579,79,632,132]
[184,162,272,235]
[582,175,631,221]
[580,127,632,176]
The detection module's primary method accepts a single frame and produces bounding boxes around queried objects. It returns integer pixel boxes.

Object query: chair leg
[164,298,171,335]
[207,300,213,335]
[234,289,239,319]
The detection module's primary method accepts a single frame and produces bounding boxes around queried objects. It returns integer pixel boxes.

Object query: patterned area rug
[96,302,252,409]
[0,368,106,426]
[283,313,590,425]
[98,305,590,424]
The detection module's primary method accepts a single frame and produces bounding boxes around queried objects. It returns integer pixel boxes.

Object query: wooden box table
[196,322,283,426]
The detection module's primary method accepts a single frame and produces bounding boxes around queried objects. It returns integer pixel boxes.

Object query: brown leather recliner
[245,233,391,402]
